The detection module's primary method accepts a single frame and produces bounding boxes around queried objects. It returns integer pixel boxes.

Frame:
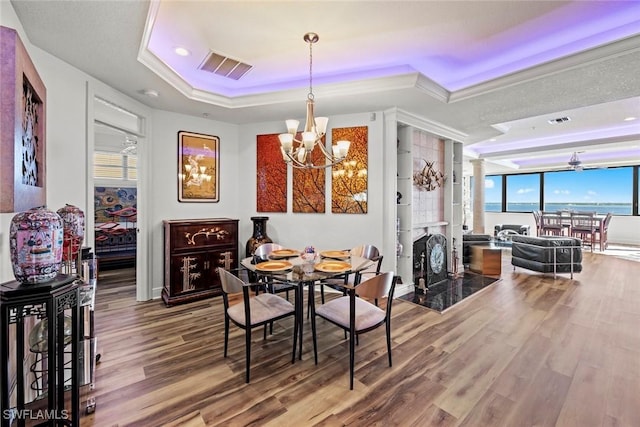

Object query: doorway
[93,123,138,272]
[87,91,149,301]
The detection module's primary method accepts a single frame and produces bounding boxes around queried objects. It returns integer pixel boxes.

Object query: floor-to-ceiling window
[474,166,638,216]
[506,173,541,212]
[544,168,633,214]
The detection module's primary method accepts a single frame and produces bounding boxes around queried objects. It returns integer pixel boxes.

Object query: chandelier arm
[282,146,345,169]
[314,141,336,160]
[282,151,307,168]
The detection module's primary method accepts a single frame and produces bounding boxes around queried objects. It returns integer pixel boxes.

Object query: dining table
[540,211,609,250]
[241,250,374,361]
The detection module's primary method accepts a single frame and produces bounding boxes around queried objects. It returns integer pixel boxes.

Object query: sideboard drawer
[166,218,238,251]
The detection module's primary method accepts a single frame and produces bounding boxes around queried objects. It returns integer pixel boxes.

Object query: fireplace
[412,235,429,291]
[413,233,448,292]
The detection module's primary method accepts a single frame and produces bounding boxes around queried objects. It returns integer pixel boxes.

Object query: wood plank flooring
[81,250,640,426]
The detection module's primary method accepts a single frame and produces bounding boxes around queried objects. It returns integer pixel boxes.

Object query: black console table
[0,275,80,426]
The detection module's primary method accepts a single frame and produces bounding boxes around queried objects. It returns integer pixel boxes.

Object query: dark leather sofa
[511,235,582,278]
[462,234,492,266]
[494,224,531,237]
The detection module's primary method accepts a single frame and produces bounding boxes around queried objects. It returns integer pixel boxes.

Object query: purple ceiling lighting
[514,149,640,168]
[439,2,640,90]
[143,1,640,98]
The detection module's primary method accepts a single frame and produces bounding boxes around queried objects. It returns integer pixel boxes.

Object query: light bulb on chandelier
[278,33,351,169]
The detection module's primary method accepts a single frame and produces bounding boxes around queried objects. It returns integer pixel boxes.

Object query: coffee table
[470,245,502,276]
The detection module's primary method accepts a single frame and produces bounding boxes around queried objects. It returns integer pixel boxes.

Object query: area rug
[398,272,500,313]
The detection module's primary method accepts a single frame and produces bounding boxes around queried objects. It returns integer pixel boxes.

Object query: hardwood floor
[82,251,640,426]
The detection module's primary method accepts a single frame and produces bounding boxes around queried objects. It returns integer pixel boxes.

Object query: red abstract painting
[256,133,287,212]
[332,126,368,214]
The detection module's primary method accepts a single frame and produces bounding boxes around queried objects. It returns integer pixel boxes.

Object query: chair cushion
[316,296,385,331]
[227,293,294,326]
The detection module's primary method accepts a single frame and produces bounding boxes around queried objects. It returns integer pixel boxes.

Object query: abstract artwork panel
[256,133,287,212]
[293,137,326,213]
[332,126,368,213]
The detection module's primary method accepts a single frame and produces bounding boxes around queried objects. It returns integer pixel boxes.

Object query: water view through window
[474,167,636,215]
[542,168,632,215]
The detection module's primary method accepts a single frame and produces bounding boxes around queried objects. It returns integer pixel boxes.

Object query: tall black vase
[245,216,273,257]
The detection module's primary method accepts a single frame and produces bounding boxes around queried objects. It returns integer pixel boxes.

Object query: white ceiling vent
[548,116,571,124]
[199,51,252,80]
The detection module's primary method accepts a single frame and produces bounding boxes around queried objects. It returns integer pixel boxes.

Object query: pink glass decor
[57,204,85,261]
[9,206,64,284]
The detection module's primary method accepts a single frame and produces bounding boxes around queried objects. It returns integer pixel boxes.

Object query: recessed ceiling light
[623,116,637,121]
[143,89,159,97]
[174,47,190,56]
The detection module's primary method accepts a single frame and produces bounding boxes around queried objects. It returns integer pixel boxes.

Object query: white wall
[148,110,240,298]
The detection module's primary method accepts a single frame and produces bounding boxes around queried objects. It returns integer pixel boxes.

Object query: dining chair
[319,244,383,304]
[218,267,297,383]
[540,212,564,236]
[253,243,296,300]
[594,212,612,251]
[310,271,397,390]
[570,212,597,251]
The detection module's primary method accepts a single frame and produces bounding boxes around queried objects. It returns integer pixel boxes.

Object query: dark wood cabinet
[162,218,239,306]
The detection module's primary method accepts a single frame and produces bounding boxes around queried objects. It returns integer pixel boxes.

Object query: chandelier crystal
[278,33,350,169]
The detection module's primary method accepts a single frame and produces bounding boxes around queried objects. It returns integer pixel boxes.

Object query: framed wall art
[331,126,368,214]
[256,133,287,212]
[1,26,47,213]
[177,131,220,202]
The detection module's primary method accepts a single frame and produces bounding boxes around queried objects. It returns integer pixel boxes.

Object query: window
[484,175,502,212]
[506,173,540,212]
[544,167,633,215]
[469,165,637,216]
[94,151,137,182]
[470,175,502,212]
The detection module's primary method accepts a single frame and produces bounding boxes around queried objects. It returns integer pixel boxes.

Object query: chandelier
[278,33,350,169]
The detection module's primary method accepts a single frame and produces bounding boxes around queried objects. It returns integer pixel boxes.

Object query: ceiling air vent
[199,51,252,80]
[548,116,571,124]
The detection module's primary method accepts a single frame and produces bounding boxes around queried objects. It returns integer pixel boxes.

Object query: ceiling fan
[568,151,584,171]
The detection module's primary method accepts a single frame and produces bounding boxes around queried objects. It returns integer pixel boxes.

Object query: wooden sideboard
[162,218,239,306]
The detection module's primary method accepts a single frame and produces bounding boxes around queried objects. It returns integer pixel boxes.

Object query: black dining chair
[218,267,298,383]
[253,243,296,300]
[319,244,383,304]
[310,271,397,390]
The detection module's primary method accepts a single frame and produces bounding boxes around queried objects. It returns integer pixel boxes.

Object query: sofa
[494,224,530,237]
[511,235,582,278]
[462,234,492,266]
